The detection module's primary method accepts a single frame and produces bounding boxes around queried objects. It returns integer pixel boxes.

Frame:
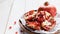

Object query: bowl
[19,13,60,34]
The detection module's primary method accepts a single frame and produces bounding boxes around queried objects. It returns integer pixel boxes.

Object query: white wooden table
[0,0,14,34]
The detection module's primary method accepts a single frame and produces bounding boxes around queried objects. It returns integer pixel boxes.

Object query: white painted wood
[0,0,14,34]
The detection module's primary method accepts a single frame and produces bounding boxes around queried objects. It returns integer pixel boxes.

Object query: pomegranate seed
[15,32,18,34]
[20,30,23,32]
[14,21,16,25]
[9,26,12,29]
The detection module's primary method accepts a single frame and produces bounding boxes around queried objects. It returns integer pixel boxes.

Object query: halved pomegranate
[41,17,56,31]
[24,10,37,21]
[36,11,51,22]
[26,21,41,30]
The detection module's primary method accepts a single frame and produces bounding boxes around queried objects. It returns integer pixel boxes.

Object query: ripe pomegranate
[23,2,56,31]
[36,11,51,22]
[38,2,56,17]
[36,11,45,22]
[26,21,41,30]
[24,10,37,21]
[41,17,56,31]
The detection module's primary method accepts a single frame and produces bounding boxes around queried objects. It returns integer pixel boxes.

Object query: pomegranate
[23,2,56,31]
[41,17,56,31]
[26,21,41,30]
[24,10,37,21]
[38,2,56,17]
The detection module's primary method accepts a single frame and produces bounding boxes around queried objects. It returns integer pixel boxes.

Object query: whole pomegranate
[38,2,56,17]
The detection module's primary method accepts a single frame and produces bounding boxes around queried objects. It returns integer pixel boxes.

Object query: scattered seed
[14,21,16,25]
[9,26,12,29]
[15,32,18,34]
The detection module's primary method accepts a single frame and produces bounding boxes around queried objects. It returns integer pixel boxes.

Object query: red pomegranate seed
[20,30,24,32]
[14,21,16,25]
[9,26,12,29]
[15,32,18,34]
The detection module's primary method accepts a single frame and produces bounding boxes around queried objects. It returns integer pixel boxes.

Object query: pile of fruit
[23,2,56,31]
